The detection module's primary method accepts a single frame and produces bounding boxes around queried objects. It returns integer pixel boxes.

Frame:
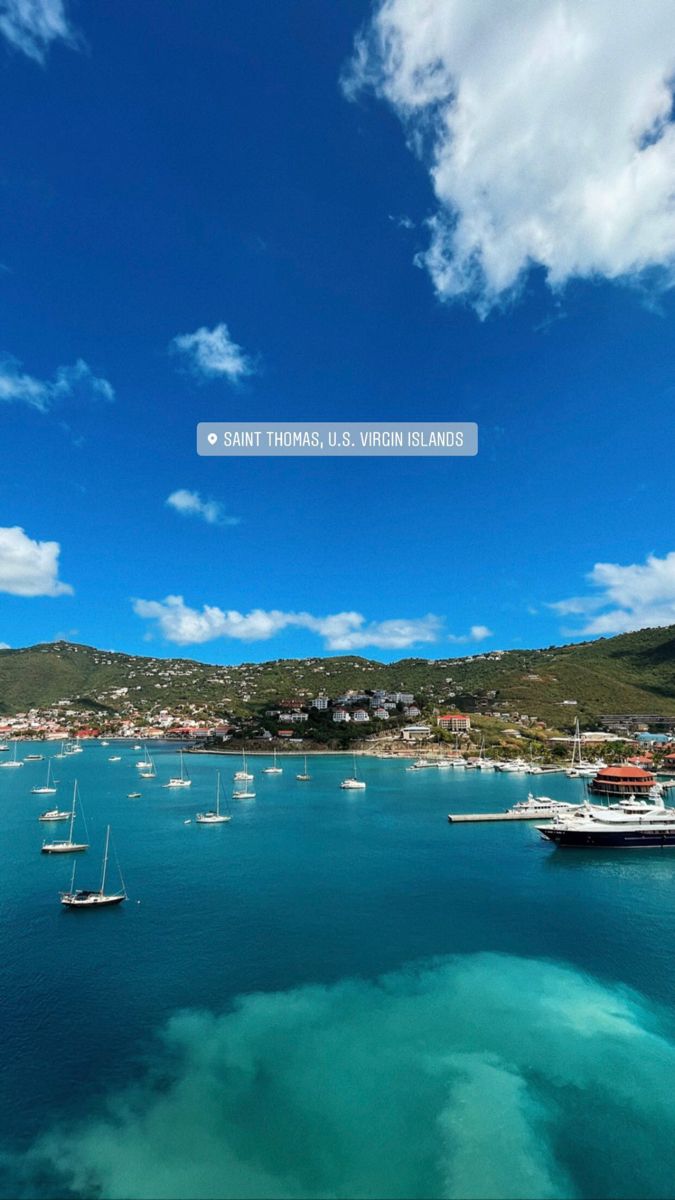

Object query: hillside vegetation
[0,625,673,728]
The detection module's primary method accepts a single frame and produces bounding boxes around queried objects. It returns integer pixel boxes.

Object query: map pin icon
[207,432,218,446]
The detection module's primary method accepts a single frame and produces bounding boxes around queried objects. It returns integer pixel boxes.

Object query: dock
[448,811,555,823]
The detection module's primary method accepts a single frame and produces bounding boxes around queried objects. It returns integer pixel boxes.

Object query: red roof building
[437,713,471,731]
[589,764,655,796]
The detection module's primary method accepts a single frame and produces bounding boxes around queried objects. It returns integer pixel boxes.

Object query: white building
[332,709,350,723]
[401,724,432,741]
[351,709,370,723]
[312,696,329,710]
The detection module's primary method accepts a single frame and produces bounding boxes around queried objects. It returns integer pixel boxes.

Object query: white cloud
[551,551,675,635]
[344,1,675,315]
[132,595,443,651]
[0,356,114,412]
[448,624,493,644]
[170,323,255,382]
[0,642,10,649]
[166,489,240,527]
[0,0,77,62]
[0,526,73,597]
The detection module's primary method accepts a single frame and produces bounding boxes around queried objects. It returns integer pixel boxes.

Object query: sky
[1,0,675,664]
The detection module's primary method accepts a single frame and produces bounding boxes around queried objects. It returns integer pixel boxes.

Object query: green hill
[0,625,673,729]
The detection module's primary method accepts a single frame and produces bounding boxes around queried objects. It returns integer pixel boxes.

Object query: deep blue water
[3,744,675,1198]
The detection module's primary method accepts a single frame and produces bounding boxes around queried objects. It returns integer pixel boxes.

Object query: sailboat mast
[69,783,77,841]
[216,772,221,816]
[100,825,110,893]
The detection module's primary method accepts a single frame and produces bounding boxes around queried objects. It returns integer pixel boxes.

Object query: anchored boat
[60,825,126,907]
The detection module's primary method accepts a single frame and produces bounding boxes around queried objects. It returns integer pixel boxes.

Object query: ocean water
[3,744,675,1198]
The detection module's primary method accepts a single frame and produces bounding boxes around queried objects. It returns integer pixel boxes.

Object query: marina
[4,739,675,1199]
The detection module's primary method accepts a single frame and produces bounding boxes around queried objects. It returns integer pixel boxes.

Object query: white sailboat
[0,740,23,769]
[60,825,126,908]
[164,749,192,788]
[139,753,156,779]
[196,772,232,823]
[234,750,253,781]
[32,760,57,794]
[296,755,311,781]
[136,744,152,770]
[263,748,283,775]
[53,741,66,759]
[341,753,366,790]
[0,741,9,751]
[233,759,256,798]
[41,782,89,853]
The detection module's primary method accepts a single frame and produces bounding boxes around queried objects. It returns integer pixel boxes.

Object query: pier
[448,811,555,823]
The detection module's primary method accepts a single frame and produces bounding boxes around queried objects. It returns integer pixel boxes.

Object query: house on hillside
[437,713,471,732]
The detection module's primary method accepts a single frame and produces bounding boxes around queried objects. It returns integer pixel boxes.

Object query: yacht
[41,782,89,853]
[127,791,141,799]
[24,753,44,761]
[108,755,122,762]
[0,742,8,752]
[164,750,192,788]
[508,793,576,818]
[296,755,311,781]
[0,741,23,769]
[196,772,231,823]
[406,758,435,771]
[60,825,126,907]
[39,807,72,822]
[538,798,675,848]
[262,749,283,775]
[495,758,528,773]
[32,760,57,794]
[341,754,366,790]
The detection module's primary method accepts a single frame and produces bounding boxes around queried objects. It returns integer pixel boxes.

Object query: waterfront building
[589,764,656,796]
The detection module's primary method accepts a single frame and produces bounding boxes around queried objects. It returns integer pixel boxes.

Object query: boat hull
[60,892,125,907]
[539,826,675,848]
[41,842,88,854]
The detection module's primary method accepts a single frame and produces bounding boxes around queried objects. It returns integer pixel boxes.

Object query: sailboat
[53,741,66,759]
[0,741,9,751]
[32,760,57,794]
[0,740,23,769]
[233,757,256,798]
[234,750,253,781]
[341,753,366,790]
[196,772,232,823]
[60,825,126,908]
[263,749,283,775]
[296,755,311,781]
[136,744,152,770]
[164,749,192,788]
[139,753,156,779]
[41,782,89,853]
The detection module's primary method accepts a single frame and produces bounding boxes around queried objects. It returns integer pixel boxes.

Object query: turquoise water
[4,744,675,1198]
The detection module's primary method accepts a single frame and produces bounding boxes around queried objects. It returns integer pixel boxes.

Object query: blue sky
[1,0,675,663]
